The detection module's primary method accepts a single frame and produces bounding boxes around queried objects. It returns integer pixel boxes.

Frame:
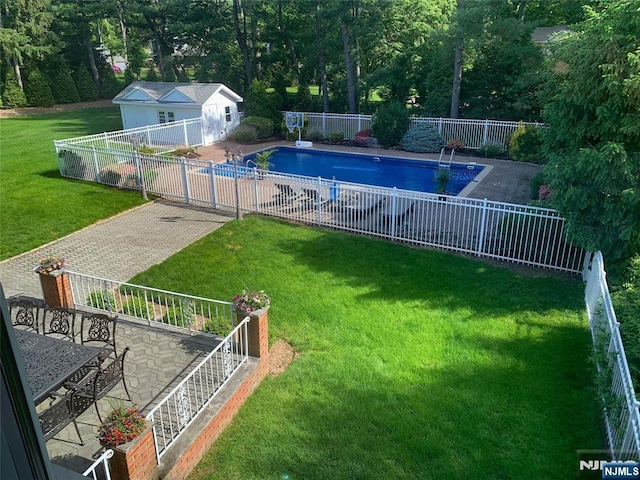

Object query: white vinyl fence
[56,148,584,273]
[298,112,544,150]
[146,317,249,461]
[82,449,113,480]
[583,252,640,460]
[66,271,236,336]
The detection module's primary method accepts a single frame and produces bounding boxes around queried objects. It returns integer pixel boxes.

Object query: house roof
[112,81,243,106]
[532,25,569,43]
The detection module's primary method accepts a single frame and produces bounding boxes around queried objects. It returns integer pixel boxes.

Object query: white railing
[583,251,640,460]
[56,149,583,273]
[66,271,235,336]
[55,118,205,154]
[82,449,113,480]
[298,111,544,149]
[146,316,249,461]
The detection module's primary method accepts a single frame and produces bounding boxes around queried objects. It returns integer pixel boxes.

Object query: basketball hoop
[285,112,304,140]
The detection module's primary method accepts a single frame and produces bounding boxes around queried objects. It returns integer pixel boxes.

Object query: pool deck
[193,141,541,205]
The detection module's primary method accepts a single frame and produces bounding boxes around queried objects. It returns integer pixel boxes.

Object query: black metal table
[15,329,106,404]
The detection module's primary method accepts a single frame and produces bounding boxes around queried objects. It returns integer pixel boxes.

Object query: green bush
[120,297,153,319]
[329,132,344,143]
[401,123,446,153]
[25,69,55,107]
[530,172,546,200]
[203,316,232,336]
[100,69,122,99]
[228,124,258,143]
[245,79,280,123]
[611,255,640,391]
[478,142,507,158]
[509,124,545,163]
[240,116,274,139]
[2,70,27,107]
[145,67,159,82]
[49,65,80,104]
[86,290,116,310]
[371,101,410,148]
[162,303,194,328]
[172,147,196,157]
[60,150,88,178]
[138,146,156,154]
[304,128,324,141]
[101,169,122,185]
[73,67,98,102]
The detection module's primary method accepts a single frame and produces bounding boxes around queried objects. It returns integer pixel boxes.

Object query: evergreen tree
[48,63,80,104]
[73,67,98,101]
[2,70,27,107]
[25,68,55,107]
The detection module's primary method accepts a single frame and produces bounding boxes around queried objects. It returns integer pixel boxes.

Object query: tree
[1,68,27,107]
[541,0,640,267]
[25,67,54,106]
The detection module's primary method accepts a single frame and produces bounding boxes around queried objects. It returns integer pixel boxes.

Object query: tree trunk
[233,0,252,89]
[315,0,329,112]
[117,3,128,64]
[86,30,101,95]
[341,21,357,113]
[12,57,23,89]
[450,0,464,119]
[517,0,527,21]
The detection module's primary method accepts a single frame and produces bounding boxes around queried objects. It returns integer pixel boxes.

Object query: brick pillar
[107,426,158,480]
[236,307,269,359]
[37,270,73,307]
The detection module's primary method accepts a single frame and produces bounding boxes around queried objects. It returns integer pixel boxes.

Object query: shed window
[168,111,175,122]
[225,106,232,122]
[159,111,166,124]
[158,111,175,124]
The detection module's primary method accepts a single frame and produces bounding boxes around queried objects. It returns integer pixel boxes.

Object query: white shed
[112,81,243,144]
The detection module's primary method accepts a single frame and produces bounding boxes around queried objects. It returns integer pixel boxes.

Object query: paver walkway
[0,200,234,299]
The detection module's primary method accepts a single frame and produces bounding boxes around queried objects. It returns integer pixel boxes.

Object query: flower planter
[36,270,73,307]
[101,426,157,480]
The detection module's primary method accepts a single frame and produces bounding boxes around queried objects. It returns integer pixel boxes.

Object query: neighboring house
[531,25,569,44]
[112,81,243,144]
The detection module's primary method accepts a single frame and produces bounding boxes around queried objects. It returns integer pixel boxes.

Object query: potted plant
[34,255,72,306]
[434,167,453,198]
[98,403,146,448]
[232,289,270,315]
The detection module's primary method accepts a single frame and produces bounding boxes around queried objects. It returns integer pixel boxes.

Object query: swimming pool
[221,147,484,195]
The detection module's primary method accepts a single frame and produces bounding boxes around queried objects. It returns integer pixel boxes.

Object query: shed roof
[112,81,243,106]
[532,25,569,43]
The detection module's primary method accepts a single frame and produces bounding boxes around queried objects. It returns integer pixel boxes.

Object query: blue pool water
[220,147,483,195]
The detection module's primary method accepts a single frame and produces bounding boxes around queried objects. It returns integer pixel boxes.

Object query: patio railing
[145,316,250,461]
[582,252,640,460]
[298,111,544,149]
[66,271,235,337]
[82,449,113,480]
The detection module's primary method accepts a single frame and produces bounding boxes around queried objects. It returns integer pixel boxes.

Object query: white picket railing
[146,316,250,461]
[299,111,544,149]
[82,449,113,480]
[582,252,640,460]
[66,271,235,336]
[54,118,205,154]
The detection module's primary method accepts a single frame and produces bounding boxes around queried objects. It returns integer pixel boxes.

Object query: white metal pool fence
[582,252,640,460]
[298,112,545,150]
[66,271,236,336]
[55,147,584,273]
[145,316,249,462]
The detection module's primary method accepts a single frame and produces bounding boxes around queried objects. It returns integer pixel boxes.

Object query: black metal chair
[79,312,118,358]
[42,306,78,342]
[71,347,131,423]
[38,390,84,445]
[8,296,44,333]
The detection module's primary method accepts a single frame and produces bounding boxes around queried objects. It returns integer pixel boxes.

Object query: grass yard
[128,216,603,480]
[0,107,147,260]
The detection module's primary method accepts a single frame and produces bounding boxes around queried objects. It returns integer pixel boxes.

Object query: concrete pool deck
[193,141,541,206]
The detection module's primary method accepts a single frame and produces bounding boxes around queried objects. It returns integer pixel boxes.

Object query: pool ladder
[438,147,455,167]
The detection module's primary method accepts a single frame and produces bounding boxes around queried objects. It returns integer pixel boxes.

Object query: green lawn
[0,107,147,260]
[127,216,602,480]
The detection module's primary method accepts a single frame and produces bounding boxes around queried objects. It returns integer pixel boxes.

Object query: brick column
[107,426,158,480]
[37,270,73,307]
[235,307,269,359]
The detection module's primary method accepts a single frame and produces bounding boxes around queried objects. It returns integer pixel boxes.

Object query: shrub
[73,67,98,101]
[478,142,506,158]
[446,139,465,150]
[172,146,196,157]
[228,124,258,143]
[101,169,122,185]
[401,123,446,153]
[25,69,54,107]
[60,150,88,178]
[304,128,324,141]
[203,316,232,336]
[100,69,122,99]
[509,124,545,163]
[144,67,159,82]
[245,79,280,123]
[48,64,80,104]
[240,116,274,139]
[86,290,116,310]
[355,129,372,145]
[162,303,194,328]
[329,132,344,144]
[120,297,153,319]
[371,101,410,148]
[530,172,546,200]
[2,70,27,107]
[137,146,156,154]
